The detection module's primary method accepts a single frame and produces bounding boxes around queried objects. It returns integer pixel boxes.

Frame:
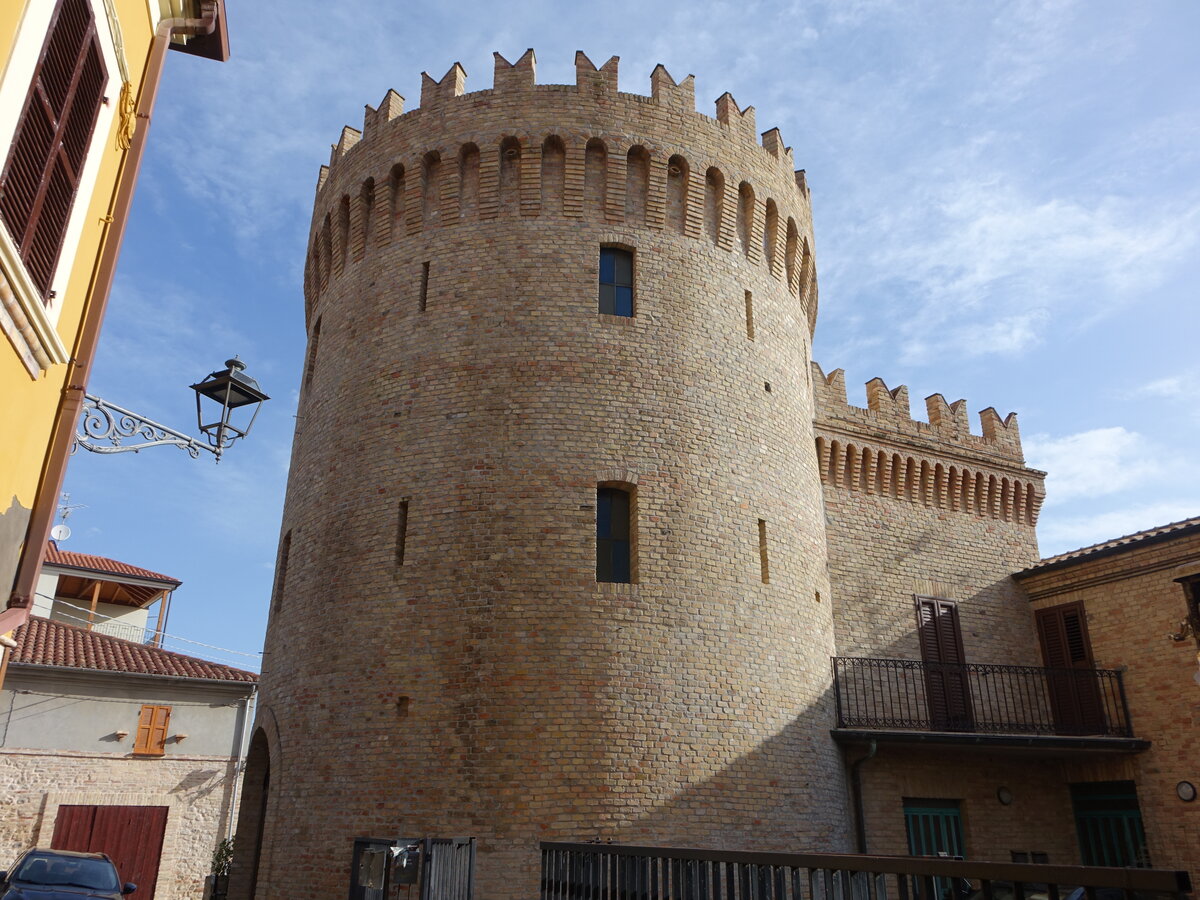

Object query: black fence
[540,843,1191,900]
[832,657,1134,738]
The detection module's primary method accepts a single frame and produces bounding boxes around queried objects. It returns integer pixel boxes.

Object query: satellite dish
[50,524,71,542]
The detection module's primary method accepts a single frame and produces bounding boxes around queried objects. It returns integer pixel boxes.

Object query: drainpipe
[2,1,221,644]
[849,740,877,853]
[226,686,258,841]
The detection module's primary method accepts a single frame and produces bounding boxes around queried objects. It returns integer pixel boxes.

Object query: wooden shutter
[133,705,170,756]
[1037,603,1103,734]
[916,596,973,730]
[0,0,108,298]
[1037,602,1094,669]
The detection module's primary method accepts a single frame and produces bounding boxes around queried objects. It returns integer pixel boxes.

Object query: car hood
[3,885,121,900]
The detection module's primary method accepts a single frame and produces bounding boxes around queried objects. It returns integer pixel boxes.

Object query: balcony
[831,657,1148,751]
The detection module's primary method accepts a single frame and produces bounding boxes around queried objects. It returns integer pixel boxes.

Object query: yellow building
[0,0,229,636]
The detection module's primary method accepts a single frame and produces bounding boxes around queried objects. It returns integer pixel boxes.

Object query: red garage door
[51,805,169,899]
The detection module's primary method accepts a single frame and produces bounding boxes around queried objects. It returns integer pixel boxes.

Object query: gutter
[2,2,220,643]
[849,740,876,854]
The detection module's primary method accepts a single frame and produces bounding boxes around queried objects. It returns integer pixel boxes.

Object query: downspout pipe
[849,740,877,854]
[226,686,258,842]
[2,2,220,642]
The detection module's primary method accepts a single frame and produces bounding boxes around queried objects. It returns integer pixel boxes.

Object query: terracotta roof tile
[1018,515,1200,574]
[10,617,257,683]
[44,544,181,586]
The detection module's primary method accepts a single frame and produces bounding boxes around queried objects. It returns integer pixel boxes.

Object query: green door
[1071,781,1150,867]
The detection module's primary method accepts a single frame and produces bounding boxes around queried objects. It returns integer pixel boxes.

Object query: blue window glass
[597,487,631,583]
[599,248,633,317]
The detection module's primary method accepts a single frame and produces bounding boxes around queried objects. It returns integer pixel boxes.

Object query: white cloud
[1038,502,1200,558]
[1129,372,1199,401]
[1024,427,1160,503]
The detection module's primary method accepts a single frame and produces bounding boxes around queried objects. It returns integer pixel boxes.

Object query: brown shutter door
[0,0,106,297]
[1036,603,1103,734]
[917,597,973,731]
[149,705,171,754]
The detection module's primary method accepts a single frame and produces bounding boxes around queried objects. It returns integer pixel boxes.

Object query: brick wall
[235,53,850,900]
[1018,528,1200,878]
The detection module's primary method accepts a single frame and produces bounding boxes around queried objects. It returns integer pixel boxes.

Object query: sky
[58,0,1200,671]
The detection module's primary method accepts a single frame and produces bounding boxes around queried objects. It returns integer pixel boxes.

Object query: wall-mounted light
[114,730,129,741]
[996,787,1014,805]
[1177,781,1196,802]
[171,733,189,743]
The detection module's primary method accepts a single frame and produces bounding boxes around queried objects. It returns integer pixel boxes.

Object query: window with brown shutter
[915,596,974,731]
[0,0,108,299]
[132,705,170,756]
[1036,602,1104,734]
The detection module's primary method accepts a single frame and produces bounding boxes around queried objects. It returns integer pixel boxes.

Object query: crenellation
[316,164,329,193]
[760,127,793,168]
[493,49,536,92]
[420,62,468,109]
[813,362,1029,465]
[575,50,619,94]
[363,89,405,137]
[650,64,695,113]
[332,126,362,165]
[715,92,757,141]
[925,393,970,437]
[979,407,1023,460]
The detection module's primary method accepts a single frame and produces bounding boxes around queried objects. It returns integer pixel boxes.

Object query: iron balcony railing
[832,657,1134,738]
[541,843,1191,900]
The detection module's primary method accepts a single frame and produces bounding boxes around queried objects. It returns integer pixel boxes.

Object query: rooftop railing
[831,657,1134,738]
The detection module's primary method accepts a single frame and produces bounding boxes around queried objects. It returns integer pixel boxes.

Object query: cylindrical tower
[233,50,849,900]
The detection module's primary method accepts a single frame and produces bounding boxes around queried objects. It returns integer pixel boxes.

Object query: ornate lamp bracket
[75,394,219,459]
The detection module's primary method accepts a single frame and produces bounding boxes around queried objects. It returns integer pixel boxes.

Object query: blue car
[0,849,136,898]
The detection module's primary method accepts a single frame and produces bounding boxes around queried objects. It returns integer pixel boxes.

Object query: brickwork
[856,749,1079,862]
[1017,527,1200,878]
[0,748,239,900]
[236,51,847,900]
[814,368,1046,661]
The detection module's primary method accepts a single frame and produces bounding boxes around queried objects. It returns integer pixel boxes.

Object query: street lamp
[76,357,269,460]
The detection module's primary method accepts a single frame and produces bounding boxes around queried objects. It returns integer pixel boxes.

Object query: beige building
[0,547,256,900]
[230,51,1196,899]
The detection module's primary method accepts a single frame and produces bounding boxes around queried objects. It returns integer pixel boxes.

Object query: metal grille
[540,842,1191,900]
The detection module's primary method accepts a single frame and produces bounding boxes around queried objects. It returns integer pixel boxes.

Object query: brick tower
[231,50,849,899]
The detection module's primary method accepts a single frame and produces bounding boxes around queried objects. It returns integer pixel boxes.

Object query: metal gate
[350,836,475,900]
[51,804,169,900]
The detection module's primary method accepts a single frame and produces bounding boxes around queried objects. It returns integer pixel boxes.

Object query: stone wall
[0,747,240,900]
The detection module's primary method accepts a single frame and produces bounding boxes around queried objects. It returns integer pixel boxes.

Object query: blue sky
[59,0,1200,671]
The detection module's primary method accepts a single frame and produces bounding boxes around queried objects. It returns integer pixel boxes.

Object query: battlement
[321,50,803,191]
[811,362,1026,464]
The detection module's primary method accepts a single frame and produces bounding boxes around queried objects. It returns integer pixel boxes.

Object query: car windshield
[13,852,120,891]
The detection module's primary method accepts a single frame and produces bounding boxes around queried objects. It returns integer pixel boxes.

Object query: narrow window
[272,530,292,612]
[419,261,430,312]
[597,486,632,583]
[704,167,724,244]
[757,519,770,583]
[499,136,521,212]
[133,705,171,757]
[0,0,108,299]
[303,318,321,394]
[744,290,755,340]
[458,143,480,218]
[540,135,566,215]
[625,145,650,223]
[666,155,689,234]
[599,247,633,317]
[904,798,965,857]
[421,151,441,225]
[396,499,409,567]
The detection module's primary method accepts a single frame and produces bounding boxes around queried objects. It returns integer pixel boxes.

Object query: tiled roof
[44,544,181,586]
[10,617,257,683]
[1018,515,1200,574]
